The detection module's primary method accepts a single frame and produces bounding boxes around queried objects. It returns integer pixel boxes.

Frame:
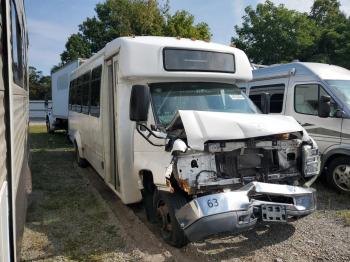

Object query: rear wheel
[74,142,88,168]
[154,190,188,247]
[46,118,54,134]
[326,156,350,193]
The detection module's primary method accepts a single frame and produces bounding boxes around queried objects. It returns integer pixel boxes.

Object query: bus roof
[253,62,350,81]
[71,36,252,82]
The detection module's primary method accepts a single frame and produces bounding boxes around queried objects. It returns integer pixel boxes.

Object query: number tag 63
[207,198,219,208]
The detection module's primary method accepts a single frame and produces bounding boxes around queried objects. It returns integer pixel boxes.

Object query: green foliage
[29,66,51,100]
[233,0,350,68]
[59,0,211,64]
[164,10,211,40]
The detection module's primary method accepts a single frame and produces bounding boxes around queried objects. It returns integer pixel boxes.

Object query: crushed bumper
[175,182,316,241]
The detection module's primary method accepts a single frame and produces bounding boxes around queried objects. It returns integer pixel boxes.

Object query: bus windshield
[326,80,350,109]
[150,82,259,126]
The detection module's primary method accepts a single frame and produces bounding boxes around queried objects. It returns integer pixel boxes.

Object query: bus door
[105,56,120,191]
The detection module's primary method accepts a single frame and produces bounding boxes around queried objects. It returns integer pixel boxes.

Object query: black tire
[142,177,157,223]
[326,156,350,193]
[74,142,88,168]
[154,190,188,247]
[46,119,54,134]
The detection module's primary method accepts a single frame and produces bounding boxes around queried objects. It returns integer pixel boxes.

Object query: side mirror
[261,92,270,114]
[130,85,150,122]
[319,95,331,118]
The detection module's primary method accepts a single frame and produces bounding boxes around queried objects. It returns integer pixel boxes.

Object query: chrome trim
[175,182,316,241]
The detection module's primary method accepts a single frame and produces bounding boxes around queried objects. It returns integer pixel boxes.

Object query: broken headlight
[302,145,321,177]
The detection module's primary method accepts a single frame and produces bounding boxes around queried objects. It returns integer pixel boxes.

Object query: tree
[309,0,350,67]
[60,33,92,64]
[164,10,211,40]
[59,0,211,64]
[232,1,318,65]
[29,66,51,100]
[232,0,350,69]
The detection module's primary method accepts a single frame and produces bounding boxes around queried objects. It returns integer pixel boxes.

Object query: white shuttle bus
[68,37,320,247]
[0,0,30,261]
[239,62,350,193]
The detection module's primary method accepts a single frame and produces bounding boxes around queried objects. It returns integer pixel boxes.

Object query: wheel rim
[332,164,350,192]
[156,199,172,238]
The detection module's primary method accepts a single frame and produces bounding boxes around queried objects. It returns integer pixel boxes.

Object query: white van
[47,59,84,132]
[68,37,320,247]
[240,62,350,193]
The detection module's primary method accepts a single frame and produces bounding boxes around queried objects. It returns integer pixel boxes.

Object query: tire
[74,142,88,168]
[142,177,157,223]
[46,119,54,134]
[154,190,188,247]
[326,156,350,193]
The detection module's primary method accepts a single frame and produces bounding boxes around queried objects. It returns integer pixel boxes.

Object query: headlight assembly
[302,145,321,177]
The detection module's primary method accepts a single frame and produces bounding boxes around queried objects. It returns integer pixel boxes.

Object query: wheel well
[324,154,350,169]
[140,170,155,192]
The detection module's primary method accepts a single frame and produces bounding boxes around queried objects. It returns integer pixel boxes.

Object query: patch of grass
[21,125,132,261]
[337,210,350,226]
[29,125,73,151]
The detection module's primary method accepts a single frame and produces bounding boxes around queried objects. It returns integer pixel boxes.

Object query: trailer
[46,59,84,132]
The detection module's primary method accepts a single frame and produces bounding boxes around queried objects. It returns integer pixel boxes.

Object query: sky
[25,0,350,75]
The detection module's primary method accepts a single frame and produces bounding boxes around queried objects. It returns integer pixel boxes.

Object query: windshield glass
[326,80,350,108]
[150,82,259,126]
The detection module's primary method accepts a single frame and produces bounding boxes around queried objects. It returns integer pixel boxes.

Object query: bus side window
[76,76,83,113]
[11,0,24,87]
[81,72,90,115]
[69,81,74,110]
[90,66,102,117]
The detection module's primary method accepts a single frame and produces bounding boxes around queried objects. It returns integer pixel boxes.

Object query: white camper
[240,62,350,193]
[0,0,30,261]
[68,36,320,247]
[47,59,83,132]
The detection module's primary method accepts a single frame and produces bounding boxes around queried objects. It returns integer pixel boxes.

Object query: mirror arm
[136,123,166,147]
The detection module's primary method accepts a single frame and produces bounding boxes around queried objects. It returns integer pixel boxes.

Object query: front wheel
[326,156,350,193]
[154,191,188,247]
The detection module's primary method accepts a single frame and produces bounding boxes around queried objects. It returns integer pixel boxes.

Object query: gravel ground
[21,126,350,262]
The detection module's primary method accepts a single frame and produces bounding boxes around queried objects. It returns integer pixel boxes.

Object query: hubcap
[333,164,350,192]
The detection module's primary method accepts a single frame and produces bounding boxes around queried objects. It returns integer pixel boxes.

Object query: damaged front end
[175,182,316,241]
[163,110,320,241]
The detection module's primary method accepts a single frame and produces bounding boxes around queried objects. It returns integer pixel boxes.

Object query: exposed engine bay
[173,133,310,194]
[163,111,320,195]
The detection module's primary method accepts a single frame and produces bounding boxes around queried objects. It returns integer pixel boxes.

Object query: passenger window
[249,94,262,111]
[249,84,285,113]
[320,87,337,117]
[11,0,24,87]
[81,72,90,114]
[90,66,102,117]
[294,84,337,117]
[270,93,284,113]
[75,77,82,112]
[69,81,74,110]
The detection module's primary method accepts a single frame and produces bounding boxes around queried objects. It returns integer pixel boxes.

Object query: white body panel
[176,110,303,151]
[68,37,313,205]
[0,0,30,260]
[0,182,10,262]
